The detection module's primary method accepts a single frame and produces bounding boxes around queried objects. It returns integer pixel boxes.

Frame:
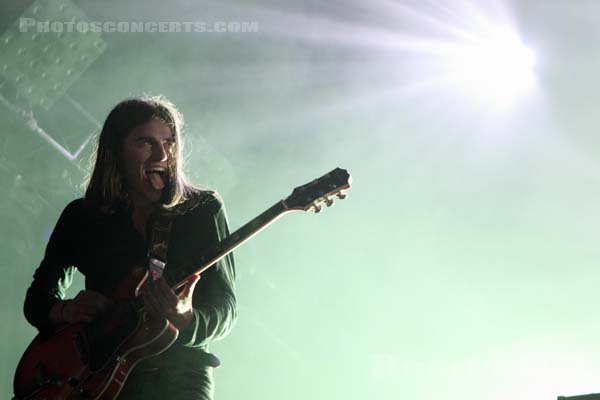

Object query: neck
[128,194,158,238]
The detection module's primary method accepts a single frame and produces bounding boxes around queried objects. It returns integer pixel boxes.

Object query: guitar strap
[146,211,174,281]
[145,193,205,280]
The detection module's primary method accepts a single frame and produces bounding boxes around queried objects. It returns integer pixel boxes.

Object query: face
[120,118,176,207]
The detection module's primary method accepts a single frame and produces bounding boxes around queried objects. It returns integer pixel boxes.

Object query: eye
[136,138,154,146]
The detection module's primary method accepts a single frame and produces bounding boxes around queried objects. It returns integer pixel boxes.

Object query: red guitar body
[13,271,179,400]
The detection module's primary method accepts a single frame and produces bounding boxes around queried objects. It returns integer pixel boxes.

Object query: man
[23,96,236,399]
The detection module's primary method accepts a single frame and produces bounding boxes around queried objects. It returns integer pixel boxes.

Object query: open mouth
[145,167,166,190]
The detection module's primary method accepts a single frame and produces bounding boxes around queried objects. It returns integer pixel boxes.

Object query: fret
[169,201,288,290]
[166,168,351,291]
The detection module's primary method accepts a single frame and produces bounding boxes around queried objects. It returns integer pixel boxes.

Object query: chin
[148,192,163,203]
[138,188,162,204]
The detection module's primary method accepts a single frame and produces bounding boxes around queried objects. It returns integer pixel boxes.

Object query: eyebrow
[135,135,176,142]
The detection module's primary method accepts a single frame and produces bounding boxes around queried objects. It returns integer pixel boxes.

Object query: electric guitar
[13,167,351,400]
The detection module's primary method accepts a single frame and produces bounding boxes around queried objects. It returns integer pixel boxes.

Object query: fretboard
[166,200,290,290]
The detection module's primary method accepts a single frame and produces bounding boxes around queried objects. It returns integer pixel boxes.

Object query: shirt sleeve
[23,199,81,334]
[176,194,237,348]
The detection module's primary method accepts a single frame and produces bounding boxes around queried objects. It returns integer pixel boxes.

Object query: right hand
[55,290,111,324]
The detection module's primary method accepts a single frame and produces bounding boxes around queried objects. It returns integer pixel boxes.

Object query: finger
[88,292,110,308]
[154,292,177,316]
[89,292,110,307]
[143,288,165,317]
[64,299,99,323]
[66,302,95,318]
[80,313,94,323]
[80,308,96,318]
[178,274,200,301]
[77,304,101,315]
[78,300,105,310]
[147,278,176,308]
[155,279,178,307]
[77,292,110,308]
[73,308,95,323]
[77,308,98,317]
[145,280,183,318]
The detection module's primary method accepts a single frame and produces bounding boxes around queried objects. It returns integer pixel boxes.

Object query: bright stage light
[441,29,536,109]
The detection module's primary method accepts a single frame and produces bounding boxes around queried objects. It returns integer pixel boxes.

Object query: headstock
[283,168,352,212]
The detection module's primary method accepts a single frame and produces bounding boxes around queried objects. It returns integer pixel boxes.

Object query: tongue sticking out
[147,172,165,190]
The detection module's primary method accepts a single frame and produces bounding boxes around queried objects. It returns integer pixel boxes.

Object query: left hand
[143,274,200,331]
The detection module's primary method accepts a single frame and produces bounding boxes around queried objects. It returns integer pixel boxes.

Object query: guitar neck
[165,167,351,289]
[168,200,291,290]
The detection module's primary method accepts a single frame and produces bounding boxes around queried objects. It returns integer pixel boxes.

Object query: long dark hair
[85,95,197,212]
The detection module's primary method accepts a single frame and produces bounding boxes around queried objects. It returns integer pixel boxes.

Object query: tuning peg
[337,192,347,200]
[324,197,334,207]
[313,203,322,213]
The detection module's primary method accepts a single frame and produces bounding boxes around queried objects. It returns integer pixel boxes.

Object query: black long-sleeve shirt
[24,191,236,356]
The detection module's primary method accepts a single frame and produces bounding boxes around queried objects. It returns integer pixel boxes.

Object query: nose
[151,142,169,162]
